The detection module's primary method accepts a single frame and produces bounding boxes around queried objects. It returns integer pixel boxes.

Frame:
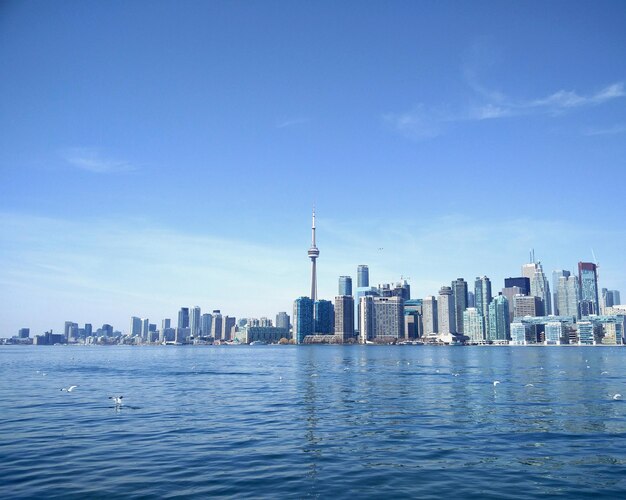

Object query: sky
[1,0,625,335]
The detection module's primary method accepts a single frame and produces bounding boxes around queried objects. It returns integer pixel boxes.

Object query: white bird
[601,371,609,375]
[613,394,622,400]
[493,380,501,387]
[109,396,123,405]
[61,385,78,392]
[525,383,534,387]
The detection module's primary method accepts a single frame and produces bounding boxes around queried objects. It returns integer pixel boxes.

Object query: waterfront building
[177,307,189,329]
[474,276,492,331]
[222,316,236,340]
[437,286,456,335]
[463,307,485,343]
[293,296,314,344]
[357,265,369,288]
[504,277,530,296]
[360,296,403,343]
[175,327,190,344]
[334,295,355,343]
[189,306,201,337]
[338,276,352,296]
[557,275,579,319]
[18,328,30,339]
[84,323,92,338]
[275,311,290,331]
[141,318,149,340]
[422,296,438,335]
[161,318,171,330]
[308,210,320,303]
[356,285,380,332]
[577,321,595,345]
[451,278,468,334]
[552,270,570,315]
[130,316,142,337]
[404,299,423,340]
[314,300,334,334]
[544,321,563,345]
[578,262,599,315]
[211,310,223,340]
[201,313,212,336]
[488,295,510,342]
[510,322,531,345]
[244,326,289,344]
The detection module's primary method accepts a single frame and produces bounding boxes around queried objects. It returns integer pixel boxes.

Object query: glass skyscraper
[451,278,468,334]
[314,299,334,334]
[357,265,369,288]
[293,296,314,344]
[488,294,510,342]
[578,262,599,315]
[338,276,353,296]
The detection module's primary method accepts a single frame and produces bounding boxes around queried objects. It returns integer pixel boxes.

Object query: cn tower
[308,209,319,302]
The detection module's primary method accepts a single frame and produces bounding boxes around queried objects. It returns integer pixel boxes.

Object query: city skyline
[1,1,625,334]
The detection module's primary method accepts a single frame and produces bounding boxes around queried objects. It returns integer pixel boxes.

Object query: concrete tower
[308,209,320,302]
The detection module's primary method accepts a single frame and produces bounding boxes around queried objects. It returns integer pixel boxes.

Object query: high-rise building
[314,300,334,334]
[141,318,149,340]
[504,277,530,296]
[84,323,92,338]
[200,313,212,336]
[360,296,403,342]
[275,311,290,331]
[222,316,236,340]
[422,296,438,335]
[18,328,30,339]
[404,299,423,340]
[178,308,189,329]
[474,276,492,331]
[488,294,510,342]
[502,286,524,323]
[189,306,201,337]
[211,310,223,340]
[308,210,320,303]
[467,291,475,308]
[338,276,352,296]
[463,308,484,343]
[451,278,468,334]
[357,265,369,288]
[578,262,599,315]
[513,295,542,318]
[437,286,456,335]
[334,295,355,342]
[552,270,571,315]
[130,316,142,337]
[523,262,552,315]
[557,275,579,319]
[293,297,314,344]
[162,318,171,330]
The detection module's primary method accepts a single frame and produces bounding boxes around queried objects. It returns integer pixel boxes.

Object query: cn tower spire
[307,207,319,302]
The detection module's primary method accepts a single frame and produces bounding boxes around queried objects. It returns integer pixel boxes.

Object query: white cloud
[583,123,626,136]
[63,148,137,173]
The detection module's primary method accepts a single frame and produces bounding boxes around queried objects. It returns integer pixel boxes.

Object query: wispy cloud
[275,117,310,129]
[583,123,626,136]
[63,148,137,173]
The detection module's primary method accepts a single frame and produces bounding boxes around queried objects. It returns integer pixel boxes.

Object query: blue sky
[1,0,625,335]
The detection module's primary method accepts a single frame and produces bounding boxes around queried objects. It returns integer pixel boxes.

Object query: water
[1,345,626,498]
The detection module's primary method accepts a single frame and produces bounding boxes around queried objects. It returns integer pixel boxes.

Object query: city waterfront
[2,345,626,498]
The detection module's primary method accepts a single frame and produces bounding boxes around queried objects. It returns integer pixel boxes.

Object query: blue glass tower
[314,299,334,334]
[338,276,352,296]
[293,297,314,344]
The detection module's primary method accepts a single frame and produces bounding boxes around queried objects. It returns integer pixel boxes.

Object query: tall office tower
[293,296,314,344]
[334,295,355,342]
[314,299,334,334]
[404,299,423,340]
[359,296,374,343]
[578,262,600,315]
[463,308,485,343]
[363,296,403,342]
[474,276,492,331]
[200,313,212,336]
[488,294,510,341]
[162,318,171,330]
[275,311,290,331]
[178,307,189,329]
[189,306,201,337]
[64,321,78,339]
[338,276,352,296]
[610,290,621,306]
[523,261,552,315]
[513,295,542,318]
[552,270,571,315]
[222,316,236,340]
[391,280,411,300]
[422,296,438,335]
[141,318,149,340]
[437,286,457,335]
[504,277,531,296]
[18,328,30,339]
[130,316,142,337]
[211,310,223,340]
[84,323,92,338]
[308,209,320,303]
[467,291,475,308]
[451,278,468,334]
[502,286,524,323]
[357,265,369,288]
[557,275,580,319]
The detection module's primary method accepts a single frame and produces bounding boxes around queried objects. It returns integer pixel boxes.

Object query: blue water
[1,345,626,498]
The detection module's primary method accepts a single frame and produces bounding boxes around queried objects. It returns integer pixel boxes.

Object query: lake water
[1,345,626,498]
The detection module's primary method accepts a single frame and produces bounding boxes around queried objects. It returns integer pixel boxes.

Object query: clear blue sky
[1,0,625,335]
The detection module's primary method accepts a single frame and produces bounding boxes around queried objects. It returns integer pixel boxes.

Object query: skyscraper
[178,307,189,329]
[360,296,403,342]
[463,307,484,343]
[130,316,142,337]
[275,311,290,331]
[293,296,314,344]
[357,265,369,288]
[141,318,149,340]
[338,276,352,296]
[474,276,492,330]
[513,295,542,318]
[504,277,530,296]
[422,296,438,335]
[451,278,468,334]
[201,313,212,336]
[552,270,571,315]
[488,294,510,342]
[437,286,456,335]
[334,295,355,343]
[190,306,201,337]
[578,262,599,315]
[211,310,223,340]
[162,318,171,330]
[308,210,320,302]
[557,275,579,319]
[404,299,423,340]
[314,299,334,334]
[523,261,552,315]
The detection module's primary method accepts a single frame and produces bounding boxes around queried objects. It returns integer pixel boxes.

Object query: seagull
[601,371,609,375]
[613,394,622,400]
[525,383,534,387]
[109,396,123,405]
[61,385,78,392]
[493,380,501,387]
